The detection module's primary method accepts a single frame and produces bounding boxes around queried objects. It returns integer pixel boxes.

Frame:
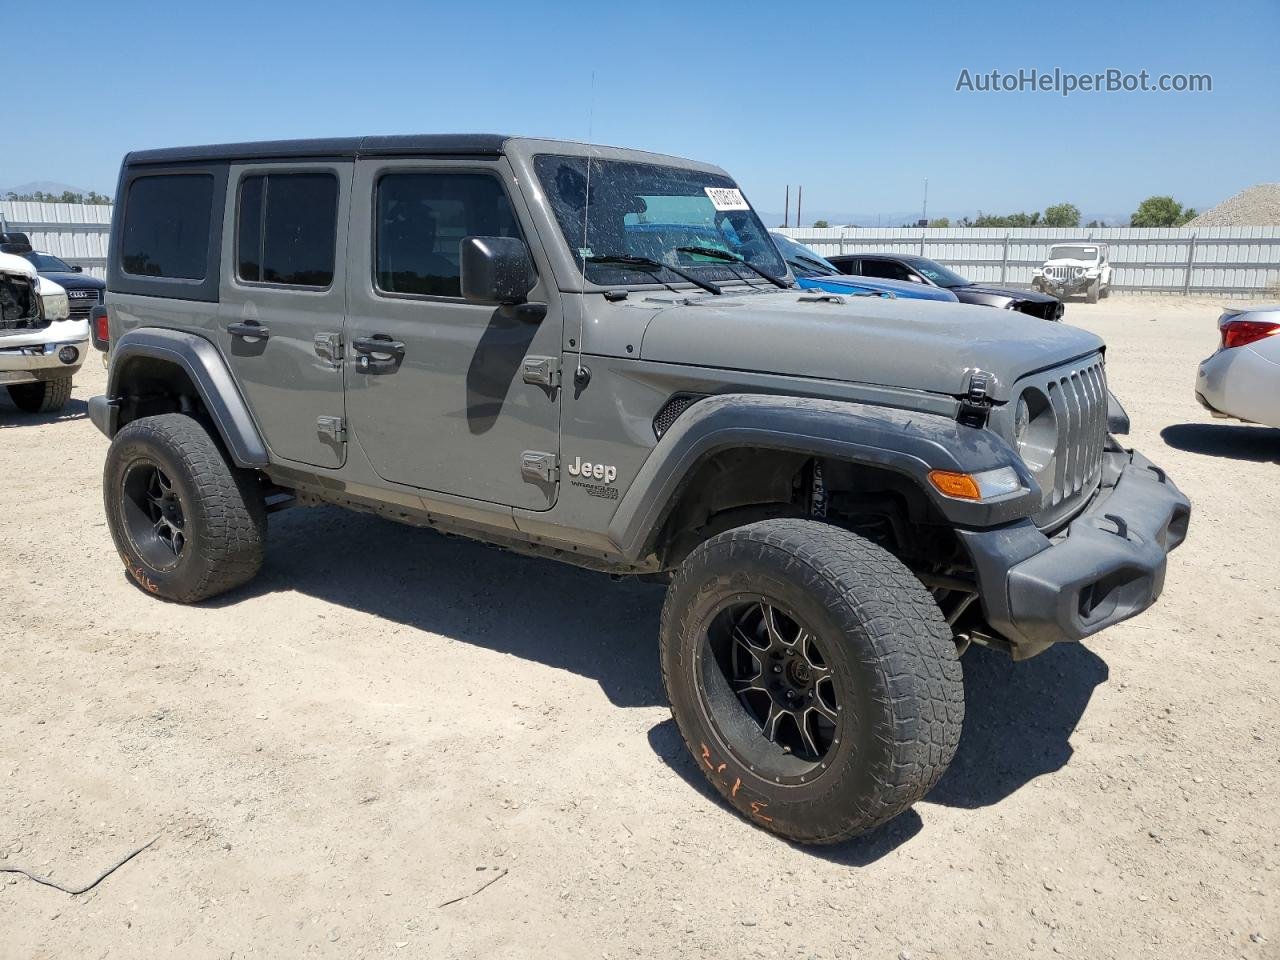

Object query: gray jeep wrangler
[89,135,1190,844]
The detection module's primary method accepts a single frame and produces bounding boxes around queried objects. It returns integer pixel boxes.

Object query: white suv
[0,251,89,413]
[1033,242,1112,304]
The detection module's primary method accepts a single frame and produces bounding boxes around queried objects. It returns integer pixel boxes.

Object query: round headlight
[1015,388,1057,473]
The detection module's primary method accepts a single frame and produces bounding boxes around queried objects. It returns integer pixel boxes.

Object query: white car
[1032,242,1113,303]
[0,250,90,413]
[1196,304,1280,427]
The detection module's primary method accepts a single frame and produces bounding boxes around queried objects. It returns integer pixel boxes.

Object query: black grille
[65,288,103,321]
[653,393,704,438]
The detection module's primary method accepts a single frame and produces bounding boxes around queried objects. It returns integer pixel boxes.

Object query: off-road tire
[7,376,73,413]
[660,518,963,844]
[1086,280,1100,304]
[1100,283,1111,300]
[104,413,266,603]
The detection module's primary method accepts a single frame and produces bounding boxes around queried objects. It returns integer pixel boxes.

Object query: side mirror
[72,265,84,273]
[460,236,535,305]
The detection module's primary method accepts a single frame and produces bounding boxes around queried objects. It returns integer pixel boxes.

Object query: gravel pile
[1186,183,1280,227]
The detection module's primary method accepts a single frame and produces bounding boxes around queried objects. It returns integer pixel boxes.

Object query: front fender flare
[99,328,269,468]
[609,393,1038,561]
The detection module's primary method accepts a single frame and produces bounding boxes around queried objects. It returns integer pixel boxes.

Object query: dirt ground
[1,295,1277,960]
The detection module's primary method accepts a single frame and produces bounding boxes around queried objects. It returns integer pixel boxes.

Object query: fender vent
[653,393,704,439]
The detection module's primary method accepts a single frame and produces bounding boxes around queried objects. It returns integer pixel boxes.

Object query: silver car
[1196,304,1280,427]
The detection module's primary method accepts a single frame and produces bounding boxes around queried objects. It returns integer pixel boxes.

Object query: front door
[219,162,352,468]
[343,158,561,511]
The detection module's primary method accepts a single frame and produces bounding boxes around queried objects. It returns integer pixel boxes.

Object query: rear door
[219,163,352,468]
[343,158,562,511]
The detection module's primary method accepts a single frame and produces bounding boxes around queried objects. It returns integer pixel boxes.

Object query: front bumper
[959,446,1190,659]
[0,335,90,384]
[1038,276,1095,295]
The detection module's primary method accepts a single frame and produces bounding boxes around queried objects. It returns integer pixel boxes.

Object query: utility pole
[921,177,929,226]
[797,185,803,228]
[784,185,790,228]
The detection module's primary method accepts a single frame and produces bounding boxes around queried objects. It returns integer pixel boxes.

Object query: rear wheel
[660,519,964,844]
[104,413,266,602]
[7,376,72,413]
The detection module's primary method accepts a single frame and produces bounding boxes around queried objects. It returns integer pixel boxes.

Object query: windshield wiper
[786,256,837,278]
[585,254,722,295]
[676,246,791,289]
[789,254,835,275]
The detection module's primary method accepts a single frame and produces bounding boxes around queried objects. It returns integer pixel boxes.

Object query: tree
[3,190,111,205]
[1042,203,1081,228]
[929,217,950,228]
[813,219,830,228]
[1130,196,1196,227]
[972,211,1041,227]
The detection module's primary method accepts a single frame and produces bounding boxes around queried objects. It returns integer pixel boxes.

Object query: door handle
[227,321,270,340]
[352,335,406,371]
[352,336,406,357]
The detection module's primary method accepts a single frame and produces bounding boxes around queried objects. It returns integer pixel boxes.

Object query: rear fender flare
[103,328,269,468]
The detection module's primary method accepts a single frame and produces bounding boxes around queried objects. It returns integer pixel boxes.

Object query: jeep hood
[638,292,1103,401]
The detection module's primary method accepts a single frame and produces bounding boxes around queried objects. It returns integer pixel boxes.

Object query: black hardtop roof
[125,134,513,166]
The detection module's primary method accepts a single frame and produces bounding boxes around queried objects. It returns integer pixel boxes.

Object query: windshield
[534,155,786,288]
[1049,245,1099,262]
[24,252,74,272]
[770,233,838,276]
[908,257,970,288]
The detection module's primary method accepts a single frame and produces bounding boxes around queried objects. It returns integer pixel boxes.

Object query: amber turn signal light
[928,470,982,500]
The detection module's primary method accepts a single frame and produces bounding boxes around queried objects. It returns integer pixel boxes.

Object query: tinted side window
[860,258,913,282]
[237,173,338,287]
[121,175,214,279]
[375,172,522,298]
[828,256,858,276]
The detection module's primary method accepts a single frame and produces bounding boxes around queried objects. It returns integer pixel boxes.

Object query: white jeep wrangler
[1033,242,1112,304]
[0,251,88,413]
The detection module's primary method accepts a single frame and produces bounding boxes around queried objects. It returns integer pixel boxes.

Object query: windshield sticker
[577,247,594,260]
[704,187,750,211]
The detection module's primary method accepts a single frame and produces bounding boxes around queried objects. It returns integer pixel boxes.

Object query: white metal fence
[0,201,111,279]
[3,202,1279,296]
[777,226,1280,297]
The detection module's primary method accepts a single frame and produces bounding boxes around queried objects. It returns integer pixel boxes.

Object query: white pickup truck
[0,250,88,413]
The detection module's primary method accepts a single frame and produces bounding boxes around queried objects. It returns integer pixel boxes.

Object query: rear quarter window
[120,174,215,280]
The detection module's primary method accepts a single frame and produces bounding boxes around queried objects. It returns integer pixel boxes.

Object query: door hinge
[521,355,561,389]
[314,332,344,365]
[317,415,347,443]
[957,370,994,428]
[520,450,558,484]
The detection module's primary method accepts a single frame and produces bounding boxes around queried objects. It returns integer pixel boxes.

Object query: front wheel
[1086,280,1100,304]
[660,519,964,844]
[104,413,267,602]
[7,376,73,413]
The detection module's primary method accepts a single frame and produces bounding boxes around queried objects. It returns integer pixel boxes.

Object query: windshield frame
[1048,244,1100,262]
[531,152,787,292]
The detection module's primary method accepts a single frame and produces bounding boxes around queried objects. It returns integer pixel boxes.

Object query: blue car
[770,233,959,302]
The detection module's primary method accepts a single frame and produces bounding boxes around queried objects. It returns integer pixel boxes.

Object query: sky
[4,0,1277,223]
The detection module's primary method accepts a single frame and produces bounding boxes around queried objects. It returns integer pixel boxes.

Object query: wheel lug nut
[773,665,782,674]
